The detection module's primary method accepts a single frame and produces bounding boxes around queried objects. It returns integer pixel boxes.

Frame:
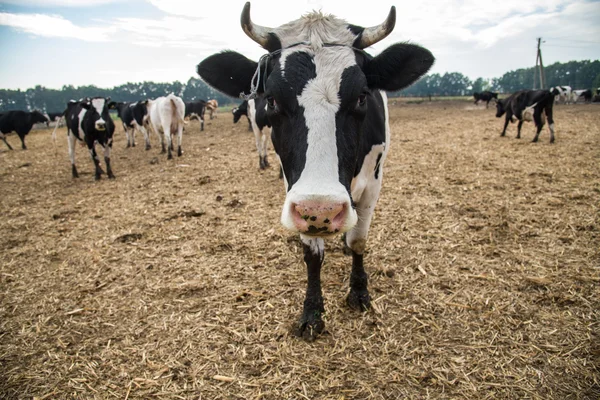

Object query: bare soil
[1,100,599,399]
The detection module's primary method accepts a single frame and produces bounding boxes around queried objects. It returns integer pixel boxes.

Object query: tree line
[398,59,600,97]
[1,60,599,113]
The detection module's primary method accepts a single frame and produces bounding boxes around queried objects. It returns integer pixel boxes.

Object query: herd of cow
[0,2,598,341]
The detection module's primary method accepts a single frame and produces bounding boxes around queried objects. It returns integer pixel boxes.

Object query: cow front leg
[67,131,79,178]
[295,236,325,341]
[500,116,510,137]
[532,112,546,143]
[516,121,524,139]
[88,144,103,180]
[261,131,270,167]
[104,140,115,179]
[344,169,384,312]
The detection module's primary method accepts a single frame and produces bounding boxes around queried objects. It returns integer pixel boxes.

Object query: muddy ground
[1,100,599,399]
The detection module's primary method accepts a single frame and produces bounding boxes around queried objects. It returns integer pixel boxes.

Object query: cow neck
[241,42,368,101]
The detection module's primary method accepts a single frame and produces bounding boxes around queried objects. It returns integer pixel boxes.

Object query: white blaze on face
[280,46,359,233]
[92,98,106,130]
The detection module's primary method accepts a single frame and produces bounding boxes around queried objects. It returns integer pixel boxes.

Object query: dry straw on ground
[1,100,598,399]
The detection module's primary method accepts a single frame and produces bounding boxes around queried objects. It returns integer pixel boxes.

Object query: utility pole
[536,38,546,89]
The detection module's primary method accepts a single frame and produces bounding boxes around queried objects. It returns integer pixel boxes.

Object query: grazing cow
[233,98,272,169]
[145,94,186,159]
[571,89,592,103]
[205,99,218,119]
[198,2,434,340]
[473,91,498,108]
[184,100,206,131]
[232,101,254,132]
[64,97,116,180]
[109,101,150,149]
[495,89,556,143]
[0,110,48,150]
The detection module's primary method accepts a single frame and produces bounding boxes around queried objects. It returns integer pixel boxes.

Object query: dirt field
[1,100,598,399]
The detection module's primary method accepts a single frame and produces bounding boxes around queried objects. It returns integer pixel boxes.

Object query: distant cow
[232,101,253,131]
[109,101,150,149]
[0,110,48,150]
[184,100,206,131]
[206,99,218,119]
[146,94,186,159]
[473,91,498,108]
[233,98,272,169]
[551,86,572,104]
[571,89,592,103]
[64,97,116,180]
[496,89,556,143]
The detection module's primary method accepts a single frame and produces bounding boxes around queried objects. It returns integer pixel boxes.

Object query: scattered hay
[0,101,598,399]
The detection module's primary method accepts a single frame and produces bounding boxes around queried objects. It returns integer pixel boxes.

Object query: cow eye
[267,96,276,109]
[358,94,367,107]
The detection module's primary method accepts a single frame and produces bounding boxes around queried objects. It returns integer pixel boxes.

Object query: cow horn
[241,2,272,48]
[356,6,396,49]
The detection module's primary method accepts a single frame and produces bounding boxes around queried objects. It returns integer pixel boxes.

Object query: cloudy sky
[0,0,599,90]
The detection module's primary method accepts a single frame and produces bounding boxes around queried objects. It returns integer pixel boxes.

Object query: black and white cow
[184,100,206,131]
[198,2,434,340]
[109,101,150,149]
[473,91,498,108]
[232,101,254,132]
[496,89,556,143]
[0,110,48,150]
[233,98,272,169]
[64,97,116,180]
[571,89,592,103]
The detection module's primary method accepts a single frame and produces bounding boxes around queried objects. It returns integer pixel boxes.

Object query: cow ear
[363,43,434,91]
[81,102,91,110]
[107,101,117,109]
[197,51,259,98]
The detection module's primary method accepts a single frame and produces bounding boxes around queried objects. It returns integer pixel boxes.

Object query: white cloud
[0,0,126,7]
[0,12,117,41]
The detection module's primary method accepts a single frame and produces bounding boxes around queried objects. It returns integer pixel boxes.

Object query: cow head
[232,101,248,123]
[30,110,49,125]
[81,97,114,135]
[198,2,433,237]
[495,99,507,118]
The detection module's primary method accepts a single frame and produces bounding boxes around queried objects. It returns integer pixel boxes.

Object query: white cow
[145,94,186,159]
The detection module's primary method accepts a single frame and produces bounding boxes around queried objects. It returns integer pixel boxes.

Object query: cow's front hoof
[145,144,151,151]
[126,143,131,148]
[132,142,136,147]
[532,138,539,143]
[72,166,79,178]
[177,146,182,157]
[94,174,102,181]
[550,139,555,144]
[347,289,371,312]
[108,172,116,179]
[295,311,325,342]
[167,154,173,160]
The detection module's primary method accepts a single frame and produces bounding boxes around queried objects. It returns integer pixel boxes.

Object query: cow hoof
[95,174,101,181]
[126,143,131,148]
[294,312,325,342]
[532,139,539,143]
[108,173,116,179]
[347,290,371,312]
[146,145,151,151]
[177,147,182,157]
[132,143,136,147]
[168,154,173,160]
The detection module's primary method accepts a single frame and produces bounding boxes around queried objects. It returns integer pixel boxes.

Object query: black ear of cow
[80,102,91,110]
[107,101,117,110]
[197,51,259,98]
[364,43,434,92]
